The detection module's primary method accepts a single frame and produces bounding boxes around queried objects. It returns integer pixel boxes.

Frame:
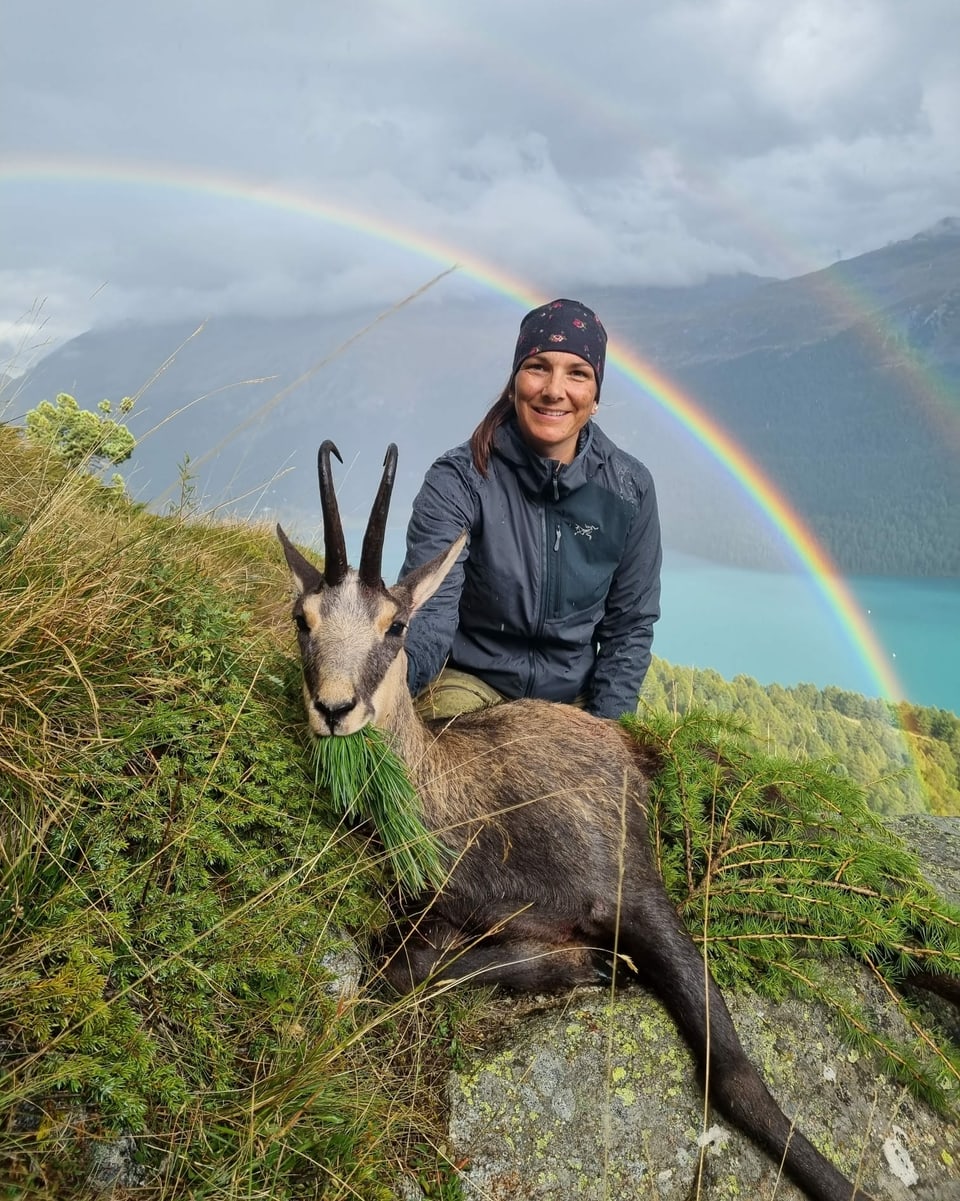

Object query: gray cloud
[2,0,958,357]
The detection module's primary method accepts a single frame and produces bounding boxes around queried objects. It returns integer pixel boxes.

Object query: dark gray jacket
[401,418,661,719]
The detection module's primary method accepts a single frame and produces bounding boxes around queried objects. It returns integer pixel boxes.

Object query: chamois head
[277,441,464,737]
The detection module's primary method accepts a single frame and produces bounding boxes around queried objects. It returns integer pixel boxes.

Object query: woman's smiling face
[512,351,598,464]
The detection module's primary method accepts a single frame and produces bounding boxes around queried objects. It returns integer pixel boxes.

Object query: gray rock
[393,1176,428,1201]
[446,817,960,1200]
[87,1133,149,1194]
[889,815,960,907]
[321,931,365,1000]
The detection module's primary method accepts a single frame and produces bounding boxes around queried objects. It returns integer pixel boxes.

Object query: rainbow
[0,155,905,702]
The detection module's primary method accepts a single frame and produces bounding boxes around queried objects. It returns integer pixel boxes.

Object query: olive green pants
[414,667,585,720]
[414,667,505,720]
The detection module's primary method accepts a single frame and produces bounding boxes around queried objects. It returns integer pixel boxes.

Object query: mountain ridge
[8,221,959,576]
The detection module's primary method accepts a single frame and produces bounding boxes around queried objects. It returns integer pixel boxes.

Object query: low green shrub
[626,709,960,1114]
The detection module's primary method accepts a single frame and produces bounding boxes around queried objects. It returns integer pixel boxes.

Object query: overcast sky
[2,0,958,361]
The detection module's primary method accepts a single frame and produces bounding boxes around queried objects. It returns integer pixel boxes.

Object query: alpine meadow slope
[2,421,960,1199]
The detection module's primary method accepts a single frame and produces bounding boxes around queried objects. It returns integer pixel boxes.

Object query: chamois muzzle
[358,443,398,588]
[318,440,348,587]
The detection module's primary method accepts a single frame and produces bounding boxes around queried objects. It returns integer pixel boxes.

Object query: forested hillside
[672,326,959,575]
[643,660,960,817]
[607,220,960,576]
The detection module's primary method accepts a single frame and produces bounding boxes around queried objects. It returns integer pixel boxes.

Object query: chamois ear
[398,532,467,614]
[276,524,323,596]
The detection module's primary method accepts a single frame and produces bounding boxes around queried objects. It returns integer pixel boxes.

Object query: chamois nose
[314,697,358,731]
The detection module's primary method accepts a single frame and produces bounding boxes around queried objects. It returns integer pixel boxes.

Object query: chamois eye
[294,613,310,634]
[387,620,406,638]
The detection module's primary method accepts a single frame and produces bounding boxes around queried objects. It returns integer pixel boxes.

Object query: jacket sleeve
[587,469,662,719]
[400,453,477,696]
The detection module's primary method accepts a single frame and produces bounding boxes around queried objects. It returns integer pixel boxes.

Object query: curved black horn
[358,443,398,587]
[317,441,348,586]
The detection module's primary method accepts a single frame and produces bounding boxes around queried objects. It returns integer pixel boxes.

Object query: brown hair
[469,378,514,476]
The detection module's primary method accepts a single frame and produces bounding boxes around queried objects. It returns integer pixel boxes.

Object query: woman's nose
[542,369,565,399]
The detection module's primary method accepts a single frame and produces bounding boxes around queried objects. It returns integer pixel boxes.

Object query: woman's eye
[294,613,309,634]
[387,620,406,637]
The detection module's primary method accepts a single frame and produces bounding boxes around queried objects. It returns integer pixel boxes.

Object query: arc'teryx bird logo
[573,523,599,539]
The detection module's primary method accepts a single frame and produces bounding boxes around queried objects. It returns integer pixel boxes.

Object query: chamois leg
[903,969,960,1007]
[380,913,602,995]
[615,895,873,1201]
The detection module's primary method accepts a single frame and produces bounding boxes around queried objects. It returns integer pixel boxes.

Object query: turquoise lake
[656,554,960,714]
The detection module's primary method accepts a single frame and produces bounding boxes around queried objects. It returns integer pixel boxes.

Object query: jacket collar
[492,418,596,500]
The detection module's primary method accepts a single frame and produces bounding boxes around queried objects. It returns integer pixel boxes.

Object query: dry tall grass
[0,428,461,1199]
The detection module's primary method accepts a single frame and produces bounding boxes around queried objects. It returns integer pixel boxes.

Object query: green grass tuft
[311,728,450,896]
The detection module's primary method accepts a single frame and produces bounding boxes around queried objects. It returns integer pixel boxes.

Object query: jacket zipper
[528,506,549,696]
[530,465,563,695]
[548,463,562,620]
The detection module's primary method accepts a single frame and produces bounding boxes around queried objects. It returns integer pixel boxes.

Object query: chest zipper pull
[554,524,561,552]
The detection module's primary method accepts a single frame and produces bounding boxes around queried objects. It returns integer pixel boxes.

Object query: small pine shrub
[624,709,960,1115]
[23,392,135,476]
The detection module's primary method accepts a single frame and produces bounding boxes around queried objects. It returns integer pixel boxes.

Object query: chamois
[278,441,874,1201]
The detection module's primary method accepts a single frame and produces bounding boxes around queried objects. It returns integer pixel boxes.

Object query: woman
[401,298,661,720]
